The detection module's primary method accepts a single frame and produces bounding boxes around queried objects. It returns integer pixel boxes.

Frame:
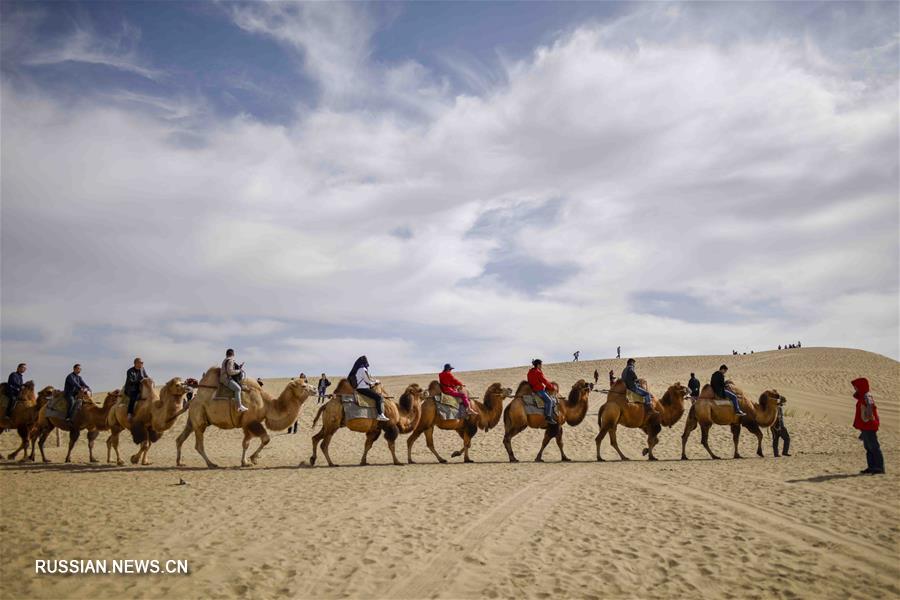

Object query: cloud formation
[1,2,897,390]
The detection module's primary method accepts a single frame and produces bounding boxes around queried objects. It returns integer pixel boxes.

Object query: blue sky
[1,1,898,390]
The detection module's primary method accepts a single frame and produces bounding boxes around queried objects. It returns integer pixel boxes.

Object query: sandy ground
[1,347,897,599]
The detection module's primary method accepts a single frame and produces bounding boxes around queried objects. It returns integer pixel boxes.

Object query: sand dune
[1,348,897,599]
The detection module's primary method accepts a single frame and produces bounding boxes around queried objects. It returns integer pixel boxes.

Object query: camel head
[665,382,691,402]
[757,389,784,411]
[398,383,425,413]
[567,379,592,404]
[36,386,55,407]
[285,376,317,398]
[162,377,193,408]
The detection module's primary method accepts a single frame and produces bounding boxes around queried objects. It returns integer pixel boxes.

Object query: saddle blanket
[626,390,646,404]
[213,384,250,402]
[434,395,465,420]
[340,393,378,421]
[712,398,736,407]
[522,394,547,416]
[46,395,83,420]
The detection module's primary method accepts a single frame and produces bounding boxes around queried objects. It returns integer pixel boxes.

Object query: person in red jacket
[852,378,884,475]
[527,359,557,425]
[440,364,477,416]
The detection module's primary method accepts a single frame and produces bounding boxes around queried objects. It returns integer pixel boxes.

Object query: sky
[1,1,898,391]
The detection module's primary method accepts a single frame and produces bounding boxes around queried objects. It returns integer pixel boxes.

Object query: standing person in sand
[349,355,389,421]
[317,373,331,405]
[771,397,790,457]
[221,349,248,413]
[852,378,884,475]
[616,346,621,358]
[593,369,599,386]
[573,351,580,362]
[608,369,615,387]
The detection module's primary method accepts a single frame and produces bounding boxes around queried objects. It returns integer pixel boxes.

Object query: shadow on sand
[785,473,864,484]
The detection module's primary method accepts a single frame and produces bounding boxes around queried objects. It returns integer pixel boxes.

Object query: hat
[443,363,454,371]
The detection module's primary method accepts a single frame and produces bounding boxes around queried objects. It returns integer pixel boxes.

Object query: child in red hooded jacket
[852,378,884,475]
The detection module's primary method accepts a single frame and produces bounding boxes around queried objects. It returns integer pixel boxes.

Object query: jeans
[860,430,885,473]
[772,426,790,456]
[5,393,19,417]
[318,392,326,404]
[357,388,385,415]
[633,385,652,408]
[724,389,741,413]
[225,379,243,408]
[65,393,77,419]
[537,390,556,421]
[127,390,140,416]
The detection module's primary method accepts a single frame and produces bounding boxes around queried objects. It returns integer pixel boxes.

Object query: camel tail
[312,405,326,427]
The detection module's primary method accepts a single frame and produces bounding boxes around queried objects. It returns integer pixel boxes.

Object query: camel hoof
[241,462,252,467]
[464,458,474,464]
[250,457,259,465]
[309,456,317,466]
[90,458,99,463]
[648,455,658,462]
[734,454,743,460]
[450,451,461,458]
[206,463,219,469]
[408,459,416,464]
[711,455,720,460]
[621,456,630,461]
[597,456,605,462]
[43,459,52,463]
[509,457,519,463]
[438,458,447,464]
[393,461,403,466]
[6,453,15,460]
[130,455,139,464]
[142,461,152,466]
[757,450,764,457]
[561,456,572,462]
[534,457,544,463]
[117,460,125,466]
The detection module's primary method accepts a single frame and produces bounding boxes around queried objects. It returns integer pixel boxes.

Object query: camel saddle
[212,384,250,402]
[339,393,378,421]
[522,394,547,416]
[432,394,464,420]
[46,395,85,420]
[625,390,646,404]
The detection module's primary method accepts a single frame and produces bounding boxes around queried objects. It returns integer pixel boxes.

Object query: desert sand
[1,347,897,599]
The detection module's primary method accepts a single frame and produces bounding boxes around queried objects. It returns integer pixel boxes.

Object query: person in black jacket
[710,364,745,416]
[771,396,790,457]
[124,358,149,420]
[5,363,27,418]
[621,359,655,413]
[687,372,700,399]
[317,373,331,405]
[64,364,91,422]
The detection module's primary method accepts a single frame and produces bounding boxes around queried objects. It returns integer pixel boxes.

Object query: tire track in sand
[603,468,898,585]
[385,463,589,599]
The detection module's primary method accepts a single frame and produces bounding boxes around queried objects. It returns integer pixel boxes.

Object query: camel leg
[65,429,80,463]
[129,424,148,465]
[87,430,100,463]
[310,427,324,466]
[745,422,764,457]
[700,422,719,460]
[535,429,553,462]
[193,424,218,468]
[241,429,253,467]
[462,429,474,463]
[175,419,193,467]
[320,431,336,467]
[360,429,381,466]
[609,427,629,461]
[450,429,466,458]
[423,426,445,464]
[503,425,525,463]
[406,427,422,464]
[248,424,270,465]
[555,429,570,462]
[385,426,402,466]
[37,428,52,462]
[681,411,699,460]
[139,441,153,465]
[730,424,743,459]
[643,423,661,461]
[9,426,28,460]
[595,422,613,462]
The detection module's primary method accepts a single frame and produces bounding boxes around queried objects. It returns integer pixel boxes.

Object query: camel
[309,380,424,467]
[502,379,591,463]
[681,383,784,460]
[106,378,194,466]
[406,382,513,464]
[0,382,54,461]
[595,380,691,461]
[29,388,118,463]
[175,368,316,468]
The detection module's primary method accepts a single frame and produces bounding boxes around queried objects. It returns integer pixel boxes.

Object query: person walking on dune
[527,359,557,425]
[573,351,580,362]
[608,369,615,387]
[771,396,790,457]
[852,378,884,475]
[593,369,599,386]
[616,346,621,359]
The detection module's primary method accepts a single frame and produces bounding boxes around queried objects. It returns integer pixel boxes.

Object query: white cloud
[1,5,897,390]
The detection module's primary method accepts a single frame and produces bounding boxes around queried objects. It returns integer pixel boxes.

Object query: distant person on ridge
[621,358,656,414]
[124,357,149,422]
[440,363,477,416]
[771,396,790,457]
[349,356,388,421]
[221,349,248,413]
[573,351,580,362]
[687,372,700,400]
[852,378,884,475]
[5,363,26,418]
[616,346,621,359]
[710,364,745,416]
[527,359,557,425]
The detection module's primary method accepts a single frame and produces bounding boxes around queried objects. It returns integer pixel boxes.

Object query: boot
[376,413,389,422]
[236,403,249,413]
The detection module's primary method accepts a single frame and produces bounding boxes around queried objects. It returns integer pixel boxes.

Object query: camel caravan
[0,354,787,468]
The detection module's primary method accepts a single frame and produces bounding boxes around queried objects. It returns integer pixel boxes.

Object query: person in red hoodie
[527,359,557,425]
[852,377,884,475]
[440,364,477,416]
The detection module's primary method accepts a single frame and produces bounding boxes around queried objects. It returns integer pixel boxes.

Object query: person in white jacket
[348,356,388,421]
[220,349,248,412]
